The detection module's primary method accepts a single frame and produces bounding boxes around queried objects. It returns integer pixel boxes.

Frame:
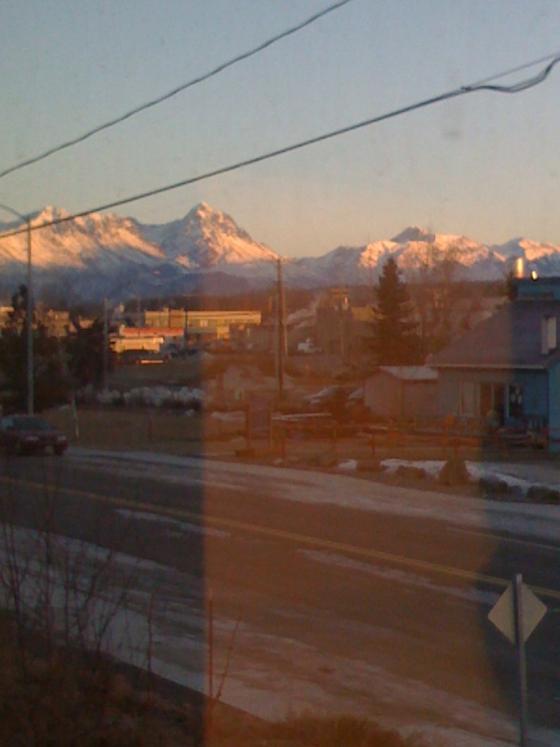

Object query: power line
[1,53,559,242]
[0,0,356,183]
[470,49,560,87]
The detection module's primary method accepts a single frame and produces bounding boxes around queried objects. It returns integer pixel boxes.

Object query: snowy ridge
[0,202,280,300]
[142,202,278,268]
[287,227,560,287]
[2,205,560,300]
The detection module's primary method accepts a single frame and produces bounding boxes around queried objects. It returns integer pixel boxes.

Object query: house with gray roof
[430,278,560,450]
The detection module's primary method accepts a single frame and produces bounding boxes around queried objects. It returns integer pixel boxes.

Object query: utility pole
[276,259,286,399]
[0,204,34,414]
[102,298,109,391]
[26,219,33,414]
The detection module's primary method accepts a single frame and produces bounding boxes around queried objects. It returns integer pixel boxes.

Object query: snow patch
[300,549,498,606]
[115,508,230,538]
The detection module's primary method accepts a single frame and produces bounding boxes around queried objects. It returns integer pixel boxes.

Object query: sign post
[488,574,547,747]
[513,574,528,747]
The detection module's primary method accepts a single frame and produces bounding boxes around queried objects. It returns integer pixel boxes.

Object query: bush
[478,477,513,496]
[527,485,560,503]
[438,456,470,486]
[395,465,427,480]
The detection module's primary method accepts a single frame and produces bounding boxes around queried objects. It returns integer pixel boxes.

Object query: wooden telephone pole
[276,259,286,399]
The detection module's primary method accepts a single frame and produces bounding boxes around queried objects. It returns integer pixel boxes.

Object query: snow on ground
[337,458,358,471]
[70,449,560,545]
[2,515,559,745]
[115,508,230,538]
[381,458,560,495]
[209,410,245,423]
[212,626,528,747]
[299,549,499,606]
[382,458,447,479]
[97,385,204,408]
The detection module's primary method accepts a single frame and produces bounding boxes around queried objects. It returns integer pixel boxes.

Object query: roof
[119,326,184,337]
[377,366,438,381]
[430,300,560,369]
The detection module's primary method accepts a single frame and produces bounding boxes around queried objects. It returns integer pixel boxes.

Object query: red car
[0,415,68,456]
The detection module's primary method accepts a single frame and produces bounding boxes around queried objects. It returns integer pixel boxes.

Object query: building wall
[436,368,549,422]
[140,308,261,340]
[112,337,163,353]
[38,310,71,338]
[143,309,187,328]
[364,371,438,419]
[0,307,73,337]
[517,278,560,301]
[548,362,560,451]
[0,307,13,328]
[186,310,261,340]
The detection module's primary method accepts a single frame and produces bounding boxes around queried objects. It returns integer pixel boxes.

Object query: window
[541,315,557,354]
[480,382,506,425]
[508,384,524,419]
[459,381,476,416]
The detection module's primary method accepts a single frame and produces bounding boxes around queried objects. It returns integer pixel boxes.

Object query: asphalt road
[1,448,560,746]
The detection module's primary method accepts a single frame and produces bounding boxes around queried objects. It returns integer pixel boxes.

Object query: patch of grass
[46,406,207,453]
[0,614,428,747]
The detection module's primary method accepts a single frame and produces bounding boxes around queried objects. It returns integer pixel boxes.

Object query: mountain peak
[391,225,435,244]
[33,205,71,225]
[151,202,278,267]
[185,201,217,219]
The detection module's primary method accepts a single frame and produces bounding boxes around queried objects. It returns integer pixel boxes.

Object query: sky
[1,0,560,257]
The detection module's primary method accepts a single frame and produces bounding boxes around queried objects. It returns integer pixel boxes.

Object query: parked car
[297,338,322,354]
[0,415,68,456]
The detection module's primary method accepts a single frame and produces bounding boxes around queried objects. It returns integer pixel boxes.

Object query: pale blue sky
[1,0,560,256]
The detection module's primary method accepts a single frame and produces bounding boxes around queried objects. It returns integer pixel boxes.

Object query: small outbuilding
[364,366,439,420]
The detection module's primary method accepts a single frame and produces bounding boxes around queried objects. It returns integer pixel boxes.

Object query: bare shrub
[0,470,162,744]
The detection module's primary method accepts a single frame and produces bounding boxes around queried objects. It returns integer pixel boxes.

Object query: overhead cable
[0,0,355,182]
[1,53,559,241]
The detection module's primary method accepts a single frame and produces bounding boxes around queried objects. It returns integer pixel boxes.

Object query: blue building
[431,277,560,451]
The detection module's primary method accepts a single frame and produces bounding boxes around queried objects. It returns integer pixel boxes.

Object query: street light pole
[26,218,33,414]
[0,203,34,414]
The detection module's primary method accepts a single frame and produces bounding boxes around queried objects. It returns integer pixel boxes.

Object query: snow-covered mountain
[286,228,560,287]
[1,203,560,301]
[0,203,279,301]
[141,202,277,269]
[2,206,165,270]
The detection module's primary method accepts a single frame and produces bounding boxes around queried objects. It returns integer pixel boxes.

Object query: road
[1,448,560,746]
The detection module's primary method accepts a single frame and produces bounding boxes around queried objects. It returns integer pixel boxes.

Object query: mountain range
[0,202,559,302]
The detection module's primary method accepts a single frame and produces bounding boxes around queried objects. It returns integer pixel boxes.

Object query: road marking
[446,525,560,554]
[3,474,560,602]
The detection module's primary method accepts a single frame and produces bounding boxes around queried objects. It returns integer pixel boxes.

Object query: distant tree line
[0,286,110,412]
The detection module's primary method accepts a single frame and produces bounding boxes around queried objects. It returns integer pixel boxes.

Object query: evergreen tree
[65,317,109,390]
[0,289,70,411]
[371,258,421,364]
